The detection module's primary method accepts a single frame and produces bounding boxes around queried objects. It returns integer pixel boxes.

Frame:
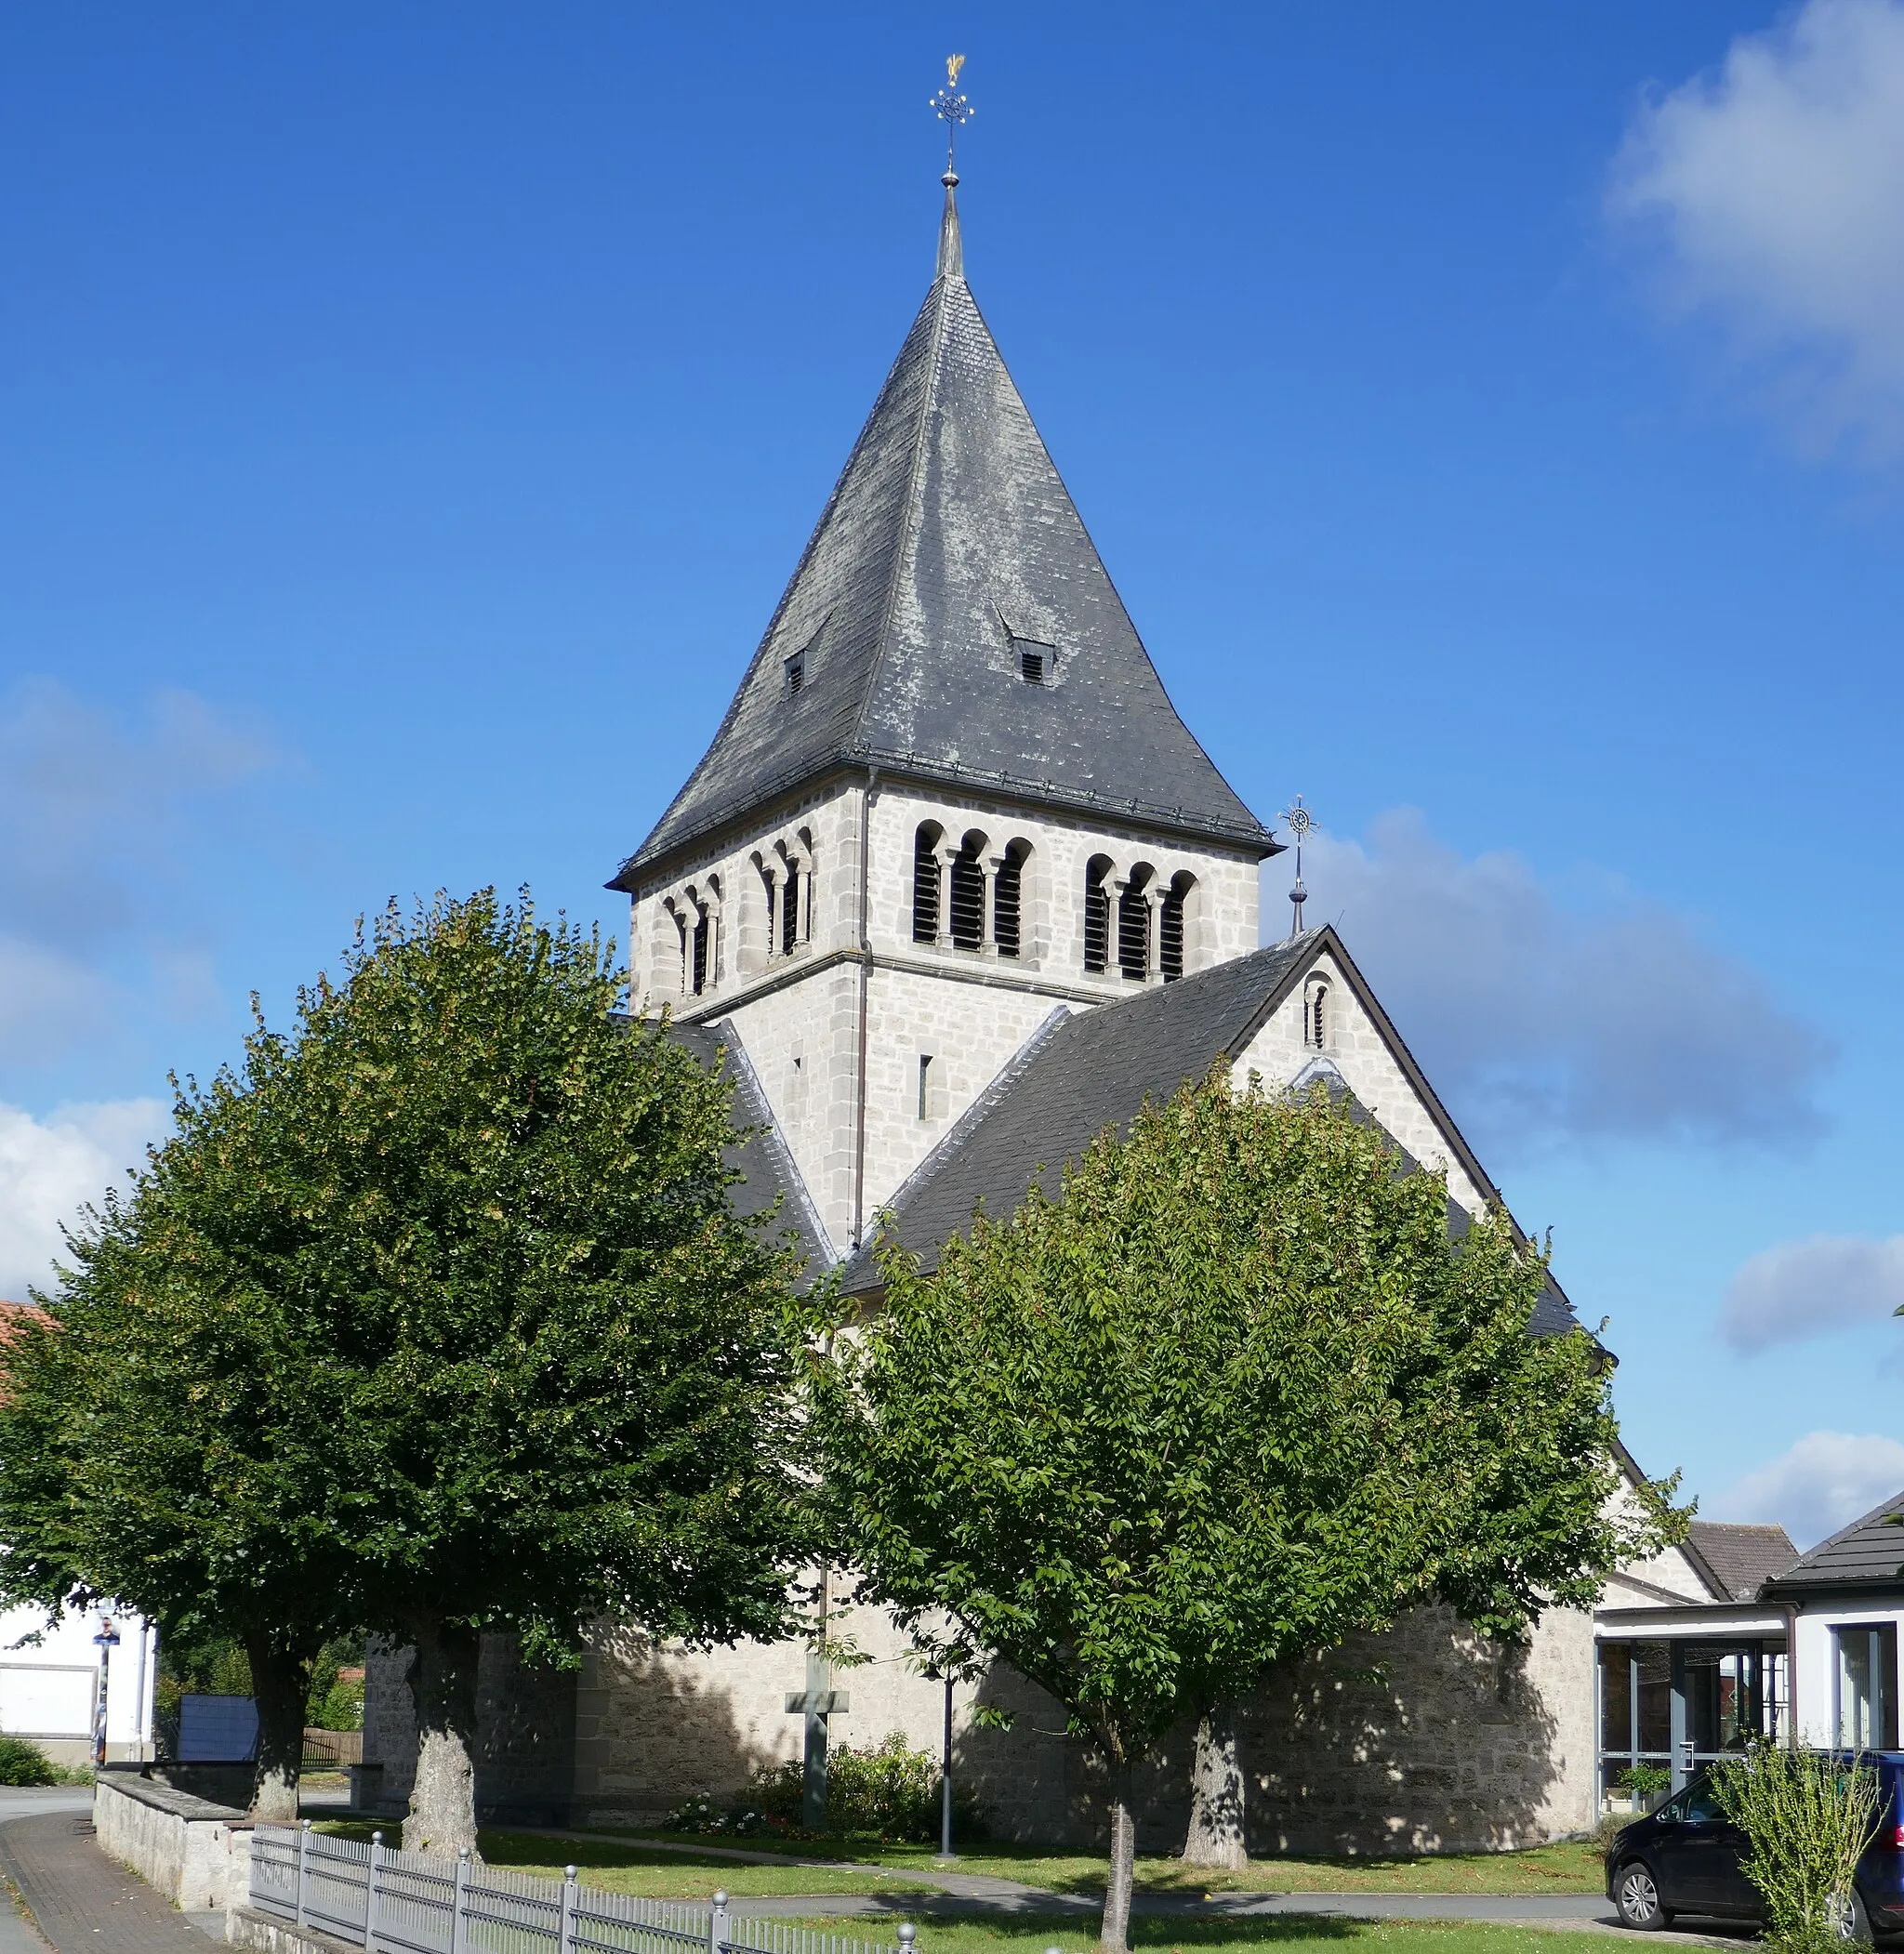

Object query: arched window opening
[1160,873,1193,982]
[692,910,710,996]
[1083,858,1112,972]
[669,906,690,996]
[912,825,942,944]
[1305,982,1329,1050]
[949,836,986,951]
[1117,872,1152,980]
[780,866,800,956]
[994,841,1029,958]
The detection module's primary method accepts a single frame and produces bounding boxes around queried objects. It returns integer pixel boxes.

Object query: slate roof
[1764,1491,1904,1594]
[612,189,1273,887]
[667,1019,833,1283]
[1686,1521,1802,1601]
[831,931,1580,1340]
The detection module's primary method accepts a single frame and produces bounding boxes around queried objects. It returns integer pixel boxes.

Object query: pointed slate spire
[613,189,1272,887]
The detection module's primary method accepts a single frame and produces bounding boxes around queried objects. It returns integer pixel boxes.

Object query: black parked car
[1606,1756,1904,1941]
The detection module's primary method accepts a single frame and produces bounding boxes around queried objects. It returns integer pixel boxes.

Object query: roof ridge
[847,270,958,760]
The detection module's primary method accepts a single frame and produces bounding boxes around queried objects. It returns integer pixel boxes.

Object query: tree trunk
[403,1617,482,1857]
[1183,1704,1248,1869]
[243,1631,311,1823]
[1101,1763,1138,1954]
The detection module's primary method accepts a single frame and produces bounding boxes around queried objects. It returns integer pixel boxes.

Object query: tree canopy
[0,891,814,1842]
[811,1066,1680,1950]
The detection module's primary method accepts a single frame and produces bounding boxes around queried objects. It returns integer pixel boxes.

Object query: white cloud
[0,679,281,1072]
[1721,1233,1904,1350]
[1610,0,1904,459]
[1272,809,1828,1157]
[0,1100,167,1300]
[1711,1430,1904,1549]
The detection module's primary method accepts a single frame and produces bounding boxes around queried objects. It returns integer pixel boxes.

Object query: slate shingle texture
[1765,1493,1904,1593]
[614,194,1271,885]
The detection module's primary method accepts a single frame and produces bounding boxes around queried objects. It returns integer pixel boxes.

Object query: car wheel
[1828,1887,1872,1945]
[1616,1862,1671,1931]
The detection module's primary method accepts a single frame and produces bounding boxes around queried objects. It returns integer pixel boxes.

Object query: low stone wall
[228,1906,357,1954]
[93,1769,252,1910]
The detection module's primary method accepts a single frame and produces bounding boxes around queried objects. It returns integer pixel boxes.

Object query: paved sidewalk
[0,1793,216,1951]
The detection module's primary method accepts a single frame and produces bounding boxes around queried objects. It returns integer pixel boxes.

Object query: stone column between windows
[1143,884,1165,984]
[980,855,1001,957]
[935,845,959,947]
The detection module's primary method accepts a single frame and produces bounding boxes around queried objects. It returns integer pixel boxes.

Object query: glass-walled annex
[1597,1636,1788,1812]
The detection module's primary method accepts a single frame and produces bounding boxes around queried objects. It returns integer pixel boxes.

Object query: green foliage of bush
[1617,1764,1672,1809]
[665,1732,986,1843]
[1712,1742,1882,1954]
[0,1737,58,1786]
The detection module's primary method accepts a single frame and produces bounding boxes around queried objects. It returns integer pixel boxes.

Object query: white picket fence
[248,1823,919,1954]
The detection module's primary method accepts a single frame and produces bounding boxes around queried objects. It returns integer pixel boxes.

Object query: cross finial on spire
[932,55,972,181]
[930,56,972,280]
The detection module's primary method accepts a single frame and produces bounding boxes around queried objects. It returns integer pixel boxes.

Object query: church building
[362,164,1771,1854]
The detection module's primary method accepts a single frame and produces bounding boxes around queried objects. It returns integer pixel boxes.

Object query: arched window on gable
[994,840,1030,958]
[1304,978,1330,1050]
[949,833,986,951]
[912,824,943,944]
[691,904,710,997]
[1117,867,1154,980]
[1159,871,1194,982]
[1083,856,1113,972]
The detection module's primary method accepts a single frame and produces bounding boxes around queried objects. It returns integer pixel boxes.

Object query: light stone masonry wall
[1234,948,1490,1215]
[364,1592,1597,1851]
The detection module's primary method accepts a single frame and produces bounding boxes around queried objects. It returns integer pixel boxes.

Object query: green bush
[1617,1763,1672,1810]
[667,1732,987,1843]
[0,1739,58,1787]
[1712,1741,1881,1954]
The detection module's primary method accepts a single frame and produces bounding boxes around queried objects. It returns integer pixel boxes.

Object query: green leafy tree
[1713,1740,1882,1952]
[812,1068,1679,1951]
[0,891,813,1850]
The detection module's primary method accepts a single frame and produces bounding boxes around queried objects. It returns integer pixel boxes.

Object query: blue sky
[3,1,1900,1546]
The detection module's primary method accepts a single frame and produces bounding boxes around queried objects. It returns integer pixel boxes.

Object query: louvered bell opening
[785,651,805,695]
[1018,646,1045,685]
[1083,876,1110,973]
[692,915,709,995]
[780,873,800,955]
[1117,885,1149,979]
[912,832,940,944]
[994,853,1023,957]
[949,851,985,950]
[1159,887,1184,982]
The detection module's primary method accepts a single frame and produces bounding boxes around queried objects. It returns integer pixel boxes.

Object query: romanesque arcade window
[912,824,942,944]
[1083,857,1112,973]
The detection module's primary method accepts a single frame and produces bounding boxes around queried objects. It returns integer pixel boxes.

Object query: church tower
[609,177,1277,1257]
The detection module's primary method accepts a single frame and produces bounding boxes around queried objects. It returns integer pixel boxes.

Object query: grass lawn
[769,1920,1624,1954]
[607,1833,1607,1898]
[313,1822,942,1898]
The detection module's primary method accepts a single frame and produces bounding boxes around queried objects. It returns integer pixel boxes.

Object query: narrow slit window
[785,651,805,695]
[994,843,1025,958]
[918,1054,933,1121]
[781,870,800,956]
[912,828,941,944]
[1083,863,1111,973]
[1117,881,1150,980]
[949,843,985,950]
[1159,879,1186,982]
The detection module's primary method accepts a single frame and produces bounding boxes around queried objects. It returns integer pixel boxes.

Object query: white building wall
[0,1598,154,1765]
[1791,1599,1904,1749]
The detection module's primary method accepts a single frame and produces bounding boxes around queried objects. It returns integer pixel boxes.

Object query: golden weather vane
[931,54,973,181]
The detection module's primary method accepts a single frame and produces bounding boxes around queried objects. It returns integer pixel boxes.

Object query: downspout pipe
[852,771,879,1252]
